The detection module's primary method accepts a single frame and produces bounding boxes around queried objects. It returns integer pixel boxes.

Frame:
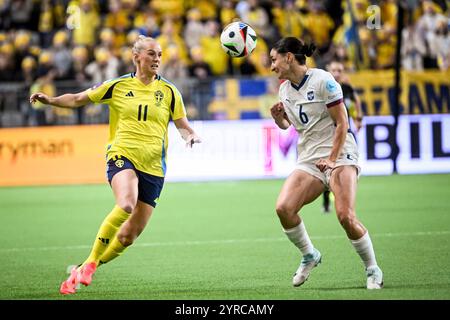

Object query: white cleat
[366,265,383,289]
[293,248,322,287]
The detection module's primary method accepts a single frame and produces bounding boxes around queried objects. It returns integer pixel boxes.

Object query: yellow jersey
[87,73,187,177]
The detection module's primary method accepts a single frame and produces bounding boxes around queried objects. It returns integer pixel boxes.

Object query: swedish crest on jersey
[155,90,164,106]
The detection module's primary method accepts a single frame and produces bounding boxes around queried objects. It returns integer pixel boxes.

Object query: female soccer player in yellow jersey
[30,36,201,295]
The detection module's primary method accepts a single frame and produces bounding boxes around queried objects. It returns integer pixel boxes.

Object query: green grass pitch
[0,174,449,300]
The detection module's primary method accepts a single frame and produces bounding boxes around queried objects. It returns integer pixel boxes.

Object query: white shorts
[295,156,361,190]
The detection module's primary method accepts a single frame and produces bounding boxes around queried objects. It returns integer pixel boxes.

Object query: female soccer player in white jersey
[30,36,201,294]
[269,37,383,289]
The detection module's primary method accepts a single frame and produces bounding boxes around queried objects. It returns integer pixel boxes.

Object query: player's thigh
[329,165,358,213]
[277,169,324,212]
[111,169,139,204]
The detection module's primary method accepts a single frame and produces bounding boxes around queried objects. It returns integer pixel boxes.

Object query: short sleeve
[170,86,187,120]
[86,79,118,104]
[320,72,343,108]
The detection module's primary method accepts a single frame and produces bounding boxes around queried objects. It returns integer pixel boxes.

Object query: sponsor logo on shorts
[115,159,125,168]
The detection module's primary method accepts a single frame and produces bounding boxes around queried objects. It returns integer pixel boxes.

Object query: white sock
[350,232,378,269]
[283,221,314,256]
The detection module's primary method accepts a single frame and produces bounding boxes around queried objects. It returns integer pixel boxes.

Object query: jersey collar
[133,73,161,87]
[290,70,310,91]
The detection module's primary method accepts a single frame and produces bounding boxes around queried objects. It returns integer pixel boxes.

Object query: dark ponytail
[272,37,316,65]
[299,43,316,57]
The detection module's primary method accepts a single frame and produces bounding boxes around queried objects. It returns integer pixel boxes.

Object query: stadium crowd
[0,0,449,126]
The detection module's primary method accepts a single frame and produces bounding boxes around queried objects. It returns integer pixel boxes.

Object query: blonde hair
[131,35,156,55]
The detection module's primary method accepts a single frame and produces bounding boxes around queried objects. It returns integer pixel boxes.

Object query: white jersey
[279,68,358,164]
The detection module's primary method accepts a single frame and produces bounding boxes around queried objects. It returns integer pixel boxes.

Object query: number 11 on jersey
[138,104,148,121]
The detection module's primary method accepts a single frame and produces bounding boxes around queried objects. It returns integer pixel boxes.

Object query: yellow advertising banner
[0,125,108,186]
[348,70,450,115]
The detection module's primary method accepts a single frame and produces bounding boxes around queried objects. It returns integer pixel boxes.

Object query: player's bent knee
[276,203,295,218]
[337,213,357,229]
[116,200,137,214]
[117,232,135,247]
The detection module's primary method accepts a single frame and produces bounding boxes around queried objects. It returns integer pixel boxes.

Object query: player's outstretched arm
[173,117,202,148]
[270,102,291,129]
[29,89,91,109]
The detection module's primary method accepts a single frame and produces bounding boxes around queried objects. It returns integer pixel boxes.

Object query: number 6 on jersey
[298,104,309,124]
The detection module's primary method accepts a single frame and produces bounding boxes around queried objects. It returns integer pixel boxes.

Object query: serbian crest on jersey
[155,90,164,106]
[307,91,314,101]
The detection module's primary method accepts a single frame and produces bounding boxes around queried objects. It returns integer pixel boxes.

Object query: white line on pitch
[1,230,449,253]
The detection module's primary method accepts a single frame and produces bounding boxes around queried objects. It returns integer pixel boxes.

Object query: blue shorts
[106,155,164,208]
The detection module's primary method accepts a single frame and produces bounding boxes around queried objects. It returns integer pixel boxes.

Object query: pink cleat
[59,266,80,295]
[79,262,97,286]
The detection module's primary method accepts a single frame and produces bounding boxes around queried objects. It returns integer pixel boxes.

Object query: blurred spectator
[133,5,161,38]
[38,0,55,48]
[401,21,426,70]
[20,55,37,85]
[126,29,140,47]
[70,45,90,83]
[118,46,134,74]
[188,46,212,79]
[302,2,335,53]
[416,0,447,68]
[71,0,101,49]
[13,30,32,70]
[183,8,205,50]
[380,0,398,30]
[85,47,119,84]
[98,27,123,56]
[374,27,396,69]
[239,56,257,76]
[104,0,134,50]
[159,45,188,80]
[51,30,73,80]
[149,0,184,20]
[325,43,354,71]
[192,0,217,20]
[239,0,277,46]
[156,18,189,66]
[272,0,305,39]
[188,46,213,120]
[0,42,16,81]
[247,35,271,76]
[428,18,450,71]
[220,0,238,26]
[200,19,229,75]
[28,50,57,126]
[37,0,67,48]
[8,0,36,30]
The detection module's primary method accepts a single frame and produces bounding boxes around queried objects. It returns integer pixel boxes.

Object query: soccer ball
[220,21,257,57]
